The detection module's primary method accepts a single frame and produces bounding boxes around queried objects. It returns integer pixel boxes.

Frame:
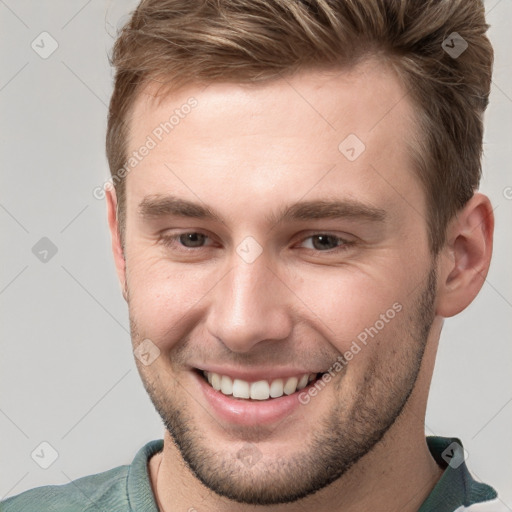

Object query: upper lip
[193,365,324,382]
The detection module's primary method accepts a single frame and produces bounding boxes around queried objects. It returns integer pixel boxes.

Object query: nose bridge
[206,254,292,353]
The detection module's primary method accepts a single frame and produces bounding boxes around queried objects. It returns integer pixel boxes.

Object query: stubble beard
[129,266,437,505]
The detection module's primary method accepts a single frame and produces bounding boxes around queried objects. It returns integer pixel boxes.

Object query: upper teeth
[204,371,316,400]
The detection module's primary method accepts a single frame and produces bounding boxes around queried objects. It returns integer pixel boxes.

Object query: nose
[205,254,293,353]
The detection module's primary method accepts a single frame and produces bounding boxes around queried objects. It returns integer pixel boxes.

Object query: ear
[106,187,127,301]
[436,192,494,317]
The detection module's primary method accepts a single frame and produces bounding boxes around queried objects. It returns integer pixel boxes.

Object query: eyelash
[160,231,354,253]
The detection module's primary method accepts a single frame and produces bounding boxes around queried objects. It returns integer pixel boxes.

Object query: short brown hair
[106,0,493,253]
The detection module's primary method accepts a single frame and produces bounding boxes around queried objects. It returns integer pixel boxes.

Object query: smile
[200,370,320,400]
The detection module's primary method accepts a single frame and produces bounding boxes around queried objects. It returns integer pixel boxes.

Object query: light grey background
[1,0,511,506]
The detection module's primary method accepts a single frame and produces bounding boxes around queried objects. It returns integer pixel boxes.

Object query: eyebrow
[139,195,223,222]
[138,194,386,225]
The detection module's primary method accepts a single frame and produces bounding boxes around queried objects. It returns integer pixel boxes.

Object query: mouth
[193,367,331,425]
[196,369,324,401]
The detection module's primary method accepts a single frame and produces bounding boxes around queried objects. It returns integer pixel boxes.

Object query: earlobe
[436,193,494,318]
[106,187,127,301]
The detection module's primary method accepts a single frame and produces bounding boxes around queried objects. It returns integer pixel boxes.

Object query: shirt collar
[418,436,497,512]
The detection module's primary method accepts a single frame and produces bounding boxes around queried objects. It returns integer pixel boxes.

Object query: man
[2,0,504,510]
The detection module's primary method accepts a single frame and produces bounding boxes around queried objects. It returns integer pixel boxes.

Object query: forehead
[125,59,422,224]
[130,59,415,139]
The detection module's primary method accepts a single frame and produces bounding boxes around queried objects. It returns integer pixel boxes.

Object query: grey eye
[301,234,342,251]
[179,232,208,247]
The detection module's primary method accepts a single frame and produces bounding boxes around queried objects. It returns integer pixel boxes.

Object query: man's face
[121,61,438,504]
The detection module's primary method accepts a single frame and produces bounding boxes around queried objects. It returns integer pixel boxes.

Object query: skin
[106,59,493,511]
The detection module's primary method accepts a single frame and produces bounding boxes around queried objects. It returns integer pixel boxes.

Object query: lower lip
[194,371,309,426]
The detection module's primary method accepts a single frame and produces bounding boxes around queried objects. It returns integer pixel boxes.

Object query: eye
[161,231,214,250]
[178,232,209,248]
[299,234,349,251]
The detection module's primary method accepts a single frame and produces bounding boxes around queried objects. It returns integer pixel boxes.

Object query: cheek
[126,254,217,344]
[289,265,408,354]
